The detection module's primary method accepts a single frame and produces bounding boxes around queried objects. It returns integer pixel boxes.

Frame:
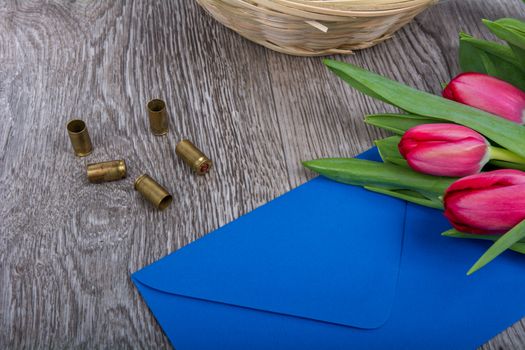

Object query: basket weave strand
[196,0,437,56]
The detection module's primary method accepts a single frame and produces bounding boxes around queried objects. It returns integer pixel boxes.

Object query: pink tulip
[398,123,490,177]
[442,72,525,124]
[444,169,525,234]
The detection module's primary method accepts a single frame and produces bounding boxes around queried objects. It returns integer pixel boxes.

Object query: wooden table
[1,0,524,348]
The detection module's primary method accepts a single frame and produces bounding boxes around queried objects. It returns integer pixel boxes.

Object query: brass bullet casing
[147,99,169,135]
[134,174,173,210]
[66,119,93,157]
[175,139,212,175]
[87,160,127,183]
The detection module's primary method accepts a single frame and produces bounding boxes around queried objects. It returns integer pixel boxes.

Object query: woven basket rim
[197,0,437,56]
[228,0,437,17]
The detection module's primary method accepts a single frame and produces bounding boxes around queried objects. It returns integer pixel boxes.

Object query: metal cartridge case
[147,99,169,135]
[134,174,173,210]
[66,119,93,157]
[175,139,212,175]
[87,160,127,183]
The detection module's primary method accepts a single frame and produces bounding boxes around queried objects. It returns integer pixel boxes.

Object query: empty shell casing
[147,99,169,135]
[134,174,173,210]
[66,119,93,157]
[87,160,127,183]
[175,139,212,175]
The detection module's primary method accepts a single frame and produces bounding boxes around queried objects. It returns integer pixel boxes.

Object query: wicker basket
[196,0,437,56]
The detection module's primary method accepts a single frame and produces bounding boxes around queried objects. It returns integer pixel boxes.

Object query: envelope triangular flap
[133,151,407,329]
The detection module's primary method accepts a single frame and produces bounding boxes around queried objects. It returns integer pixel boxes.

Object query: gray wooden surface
[1,0,524,348]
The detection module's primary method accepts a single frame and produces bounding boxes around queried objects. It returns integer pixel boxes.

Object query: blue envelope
[132,149,525,349]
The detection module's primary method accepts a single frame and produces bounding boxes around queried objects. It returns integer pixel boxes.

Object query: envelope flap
[133,150,407,329]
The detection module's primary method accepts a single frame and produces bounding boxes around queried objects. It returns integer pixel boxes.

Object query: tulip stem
[489,146,525,164]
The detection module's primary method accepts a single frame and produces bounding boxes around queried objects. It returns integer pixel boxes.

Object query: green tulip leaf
[442,229,525,253]
[365,113,442,135]
[483,19,525,70]
[383,157,409,167]
[374,136,408,167]
[493,18,525,38]
[459,34,490,74]
[490,160,525,171]
[364,186,443,209]
[323,59,525,158]
[458,31,525,89]
[480,53,499,77]
[460,32,524,67]
[467,219,525,275]
[477,50,525,91]
[302,158,455,196]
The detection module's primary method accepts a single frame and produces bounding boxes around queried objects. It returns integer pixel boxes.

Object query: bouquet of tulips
[304,14,525,274]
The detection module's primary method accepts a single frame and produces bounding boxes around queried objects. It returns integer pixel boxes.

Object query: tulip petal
[399,124,489,177]
[407,139,487,162]
[401,123,487,143]
[443,73,525,124]
[445,169,525,194]
[444,171,525,234]
[445,184,525,234]
[407,149,486,177]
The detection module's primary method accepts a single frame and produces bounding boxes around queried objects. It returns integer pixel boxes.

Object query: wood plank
[0,0,523,348]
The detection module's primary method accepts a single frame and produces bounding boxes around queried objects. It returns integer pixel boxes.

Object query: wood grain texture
[0,0,524,348]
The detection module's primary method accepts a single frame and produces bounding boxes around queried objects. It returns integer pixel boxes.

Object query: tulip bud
[443,73,525,124]
[444,169,525,234]
[398,123,490,177]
